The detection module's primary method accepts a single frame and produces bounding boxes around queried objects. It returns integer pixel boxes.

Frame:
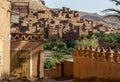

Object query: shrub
[44,52,67,69]
[44,39,52,50]
[76,38,98,48]
[56,41,67,49]
[94,32,105,38]
[65,48,74,55]
[50,34,58,41]
[44,57,56,69]
[44,40,73,54]
[52,52,65,62]
[66,41,75,48]
[103,33,120,43]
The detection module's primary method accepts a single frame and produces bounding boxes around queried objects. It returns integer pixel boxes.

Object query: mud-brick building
[10,32,44,78]
[0,0,11,78]
[10,0,45,78]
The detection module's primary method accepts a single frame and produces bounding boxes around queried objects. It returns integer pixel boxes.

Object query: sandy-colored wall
[11,40,44,78]
[44,63,62,79]
[0,0,10,78]
[74,47,120,82]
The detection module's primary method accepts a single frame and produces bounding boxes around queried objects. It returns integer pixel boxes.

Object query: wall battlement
[74,46,120,82]
[74,46,120,63]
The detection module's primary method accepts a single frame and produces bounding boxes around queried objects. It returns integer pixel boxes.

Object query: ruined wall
[74,46,120,82]
[62,27,80,42]
[0,0,10,78]
[11,0,48,10]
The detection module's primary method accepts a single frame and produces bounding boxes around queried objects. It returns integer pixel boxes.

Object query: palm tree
[102,0,120,19]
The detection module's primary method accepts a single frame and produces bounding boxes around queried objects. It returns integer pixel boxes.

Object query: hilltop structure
[10,1,120,42]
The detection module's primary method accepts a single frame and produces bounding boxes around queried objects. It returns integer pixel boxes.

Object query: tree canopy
[102,0,120,19]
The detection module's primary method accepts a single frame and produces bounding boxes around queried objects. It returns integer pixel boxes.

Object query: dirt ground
[2,77,73,82]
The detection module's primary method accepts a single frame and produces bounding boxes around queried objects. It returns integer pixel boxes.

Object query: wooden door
[0,39,3,77]
[10,50,30,78]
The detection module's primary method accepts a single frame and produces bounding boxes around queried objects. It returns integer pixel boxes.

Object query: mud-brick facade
[11,32,44,78]
[10,0,45,78]
[0,0,10,78]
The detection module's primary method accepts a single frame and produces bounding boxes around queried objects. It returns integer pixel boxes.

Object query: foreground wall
[74,47,120,82]
[0,0,10,78]
[45,60,73,79]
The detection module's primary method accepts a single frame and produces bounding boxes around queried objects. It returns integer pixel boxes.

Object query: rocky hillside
[80,11,120,27]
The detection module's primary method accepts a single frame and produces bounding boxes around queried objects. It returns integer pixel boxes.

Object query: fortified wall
[74,46,120,82]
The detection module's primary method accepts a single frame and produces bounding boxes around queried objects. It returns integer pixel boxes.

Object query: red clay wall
[63,60,73,78]
[74,47,120,82]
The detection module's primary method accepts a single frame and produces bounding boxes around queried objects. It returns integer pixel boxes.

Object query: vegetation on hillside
[95,32,120,43]
[44,40,74,55]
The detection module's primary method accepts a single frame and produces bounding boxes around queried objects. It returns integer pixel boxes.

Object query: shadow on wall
[10,33,44,79]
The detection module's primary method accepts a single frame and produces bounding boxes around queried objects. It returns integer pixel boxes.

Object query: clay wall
[74,46,120,82]
[44,60,73,79]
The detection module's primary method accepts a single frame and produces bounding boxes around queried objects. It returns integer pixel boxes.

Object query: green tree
[103,33,120,43]
[102,0,120,19]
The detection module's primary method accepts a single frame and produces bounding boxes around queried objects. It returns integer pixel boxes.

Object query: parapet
[74,46,120,63]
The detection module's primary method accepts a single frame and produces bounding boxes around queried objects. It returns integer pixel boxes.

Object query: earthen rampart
[74,46,120,82]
